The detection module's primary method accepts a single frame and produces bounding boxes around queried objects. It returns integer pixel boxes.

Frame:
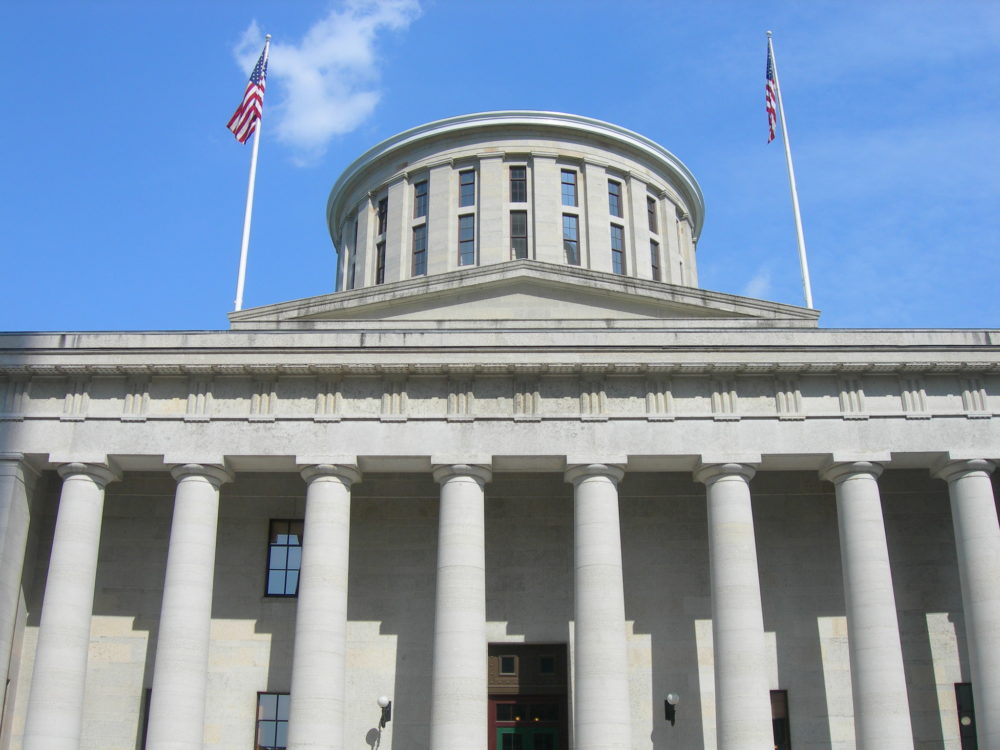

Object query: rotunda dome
[327,111,704,292]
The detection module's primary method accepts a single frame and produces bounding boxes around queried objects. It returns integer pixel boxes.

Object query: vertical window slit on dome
[647,196,658,232]
[376,196,388,235]
[561,169,577,207]
[650,239,661,281]
[610,224,626,274]
[413,180,428,218]
[511,211,528,259]
[459,170,476,207]
[412,225,427,276]
[375,241,386,285]
[459,214,476,265]
[510,166,527,203]
[608,180,623,218]
[563,215,580,265]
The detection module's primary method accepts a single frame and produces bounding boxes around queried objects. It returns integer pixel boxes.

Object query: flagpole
[767,31,814,310]
[234,34,271,312]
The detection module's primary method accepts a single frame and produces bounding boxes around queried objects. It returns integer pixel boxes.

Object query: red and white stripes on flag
[765,46,778,143]
[227,42,269,144]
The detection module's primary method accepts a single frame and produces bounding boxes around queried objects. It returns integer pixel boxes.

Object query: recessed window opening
[413,180,428,218]
[499,655,517,675]
[510,166,527,203]
[266,519,303,596]
[510,211,528,259]
[650,239,661,281]
[562,214,580,266]
[459,214,476,266]
[375,241,386,285]
[560,169,577,207]
[608,180,623,218]
[647,196,658,232]
[376,196,388,235]
[412,224,428,276]
[539,655,556,674]
[610,224,626,275]
[256,692,290,750]
[771,690,790,750]
[459,170,476,207]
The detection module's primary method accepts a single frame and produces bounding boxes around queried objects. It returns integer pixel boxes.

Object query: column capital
[56,461,121,488]
[0,453,41,481]
[432,464,492,485]
[694,462,755,485]
[300,463,362,487]
[169,463,234,488]
[819,460,884,484]
[932,458,996,483]
[564,463,625,485]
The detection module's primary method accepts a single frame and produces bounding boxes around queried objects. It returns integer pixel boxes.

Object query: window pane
[258,720,277,746]
[285,570,299,595]
[269,546,288,569]
[267,570,286,595]
[611,225,625,275]
[510,166,527,203]
[497,704,514,721]
[258,693,277,720]
[459,215,475,241]
[510,211,527,236]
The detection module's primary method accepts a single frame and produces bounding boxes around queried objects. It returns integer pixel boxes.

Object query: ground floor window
[771,689,790,750]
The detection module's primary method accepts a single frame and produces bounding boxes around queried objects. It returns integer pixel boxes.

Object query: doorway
[488,644,568,750]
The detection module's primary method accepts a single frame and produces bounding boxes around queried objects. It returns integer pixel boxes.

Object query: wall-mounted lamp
[378,696,392,728]
[664,693,680,726]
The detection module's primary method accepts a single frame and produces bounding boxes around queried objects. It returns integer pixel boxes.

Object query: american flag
[765,46,777,143]
[227,42,269,144]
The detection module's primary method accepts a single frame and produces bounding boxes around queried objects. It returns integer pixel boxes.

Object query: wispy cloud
[742,266,772,300]
[235,0,421,164]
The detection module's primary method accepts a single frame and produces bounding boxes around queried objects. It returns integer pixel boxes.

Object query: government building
[0,112,997,750]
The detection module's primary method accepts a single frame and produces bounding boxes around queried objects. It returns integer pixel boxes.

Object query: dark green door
[497,727,558,750]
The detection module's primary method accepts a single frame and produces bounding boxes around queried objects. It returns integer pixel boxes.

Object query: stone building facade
[0,112,998,750]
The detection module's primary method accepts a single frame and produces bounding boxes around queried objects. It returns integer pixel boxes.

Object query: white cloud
[235,1,421,163]
[742,267,772,300]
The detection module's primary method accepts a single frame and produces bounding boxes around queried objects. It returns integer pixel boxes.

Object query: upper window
[266,519,302,596]
[511,211,528,259]
[563,214,580,266]
[608,180,623,218]
[610,225,626,275]
[647,196,658,232]
[412,224,428,277]
[510,166,527,203]
[459,170,476,207]
[256,692,289,750]
[376,196,388,235]
[561,170,577,207]
[459,214,476,265]
[650,239,661,281]
[499,655,517,675]
[413,180,428,218]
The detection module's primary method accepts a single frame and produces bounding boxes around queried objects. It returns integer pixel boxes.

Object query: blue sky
[2,1,998,331]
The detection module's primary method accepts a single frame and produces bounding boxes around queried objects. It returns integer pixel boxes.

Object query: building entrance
[488,644,568,750]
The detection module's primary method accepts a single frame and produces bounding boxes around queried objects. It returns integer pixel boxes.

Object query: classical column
[933,459,1000,748]
[820,461,913,750]
[145,464,233,750]
[0,455,36,705]
[694,463,772,750]
[429,464,491,750]
[22,462,120,750]
[565,463,631,750]
[287,463,361,750]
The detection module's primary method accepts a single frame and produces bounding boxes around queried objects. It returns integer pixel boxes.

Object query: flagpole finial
[766,30,773,37]
[265,34,272,40]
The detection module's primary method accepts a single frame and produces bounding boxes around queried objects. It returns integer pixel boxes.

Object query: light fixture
[664,693,680,726]
[378,696,392,728]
